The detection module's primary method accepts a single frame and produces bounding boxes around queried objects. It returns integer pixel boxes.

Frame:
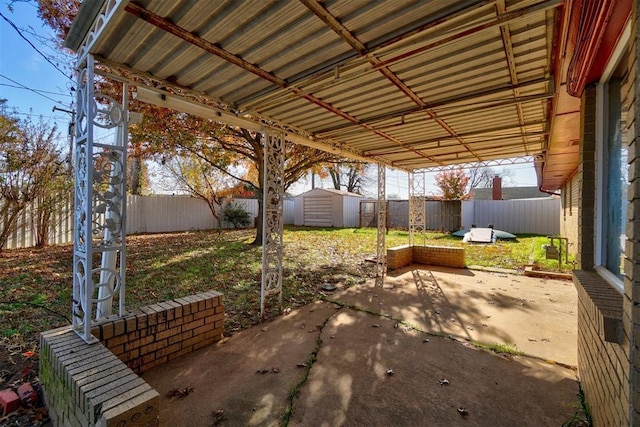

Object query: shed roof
[67,0,566,176]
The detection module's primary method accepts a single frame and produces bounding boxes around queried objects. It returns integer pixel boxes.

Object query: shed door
[304,197,333,227]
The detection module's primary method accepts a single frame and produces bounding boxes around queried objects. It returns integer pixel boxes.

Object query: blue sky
[0,2,538,197]
[0,1,75,131]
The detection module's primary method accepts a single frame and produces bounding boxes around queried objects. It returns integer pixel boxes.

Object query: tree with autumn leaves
[0,102,70,250]
[37,0,343,245]
[434,167,470,200]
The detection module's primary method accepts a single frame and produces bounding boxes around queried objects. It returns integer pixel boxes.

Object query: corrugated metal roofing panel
[68,0,561,171]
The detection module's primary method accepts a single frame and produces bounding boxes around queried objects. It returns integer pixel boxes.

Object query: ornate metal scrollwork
[409,171,426,246]
[73,54,128,343]
[376,164,386,287]
[261,130,285,317]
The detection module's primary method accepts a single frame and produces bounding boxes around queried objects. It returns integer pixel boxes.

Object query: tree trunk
[0,203,24,252]
[129,155,142,195]
[251,194,263,246]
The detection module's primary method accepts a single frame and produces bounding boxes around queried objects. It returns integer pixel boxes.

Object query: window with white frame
[596,23,630,289]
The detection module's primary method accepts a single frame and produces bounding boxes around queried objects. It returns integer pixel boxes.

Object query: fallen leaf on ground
[211,409,225,425]
[167,387,194,399]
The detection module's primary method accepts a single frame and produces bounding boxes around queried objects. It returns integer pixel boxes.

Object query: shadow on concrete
[142,269,579,426]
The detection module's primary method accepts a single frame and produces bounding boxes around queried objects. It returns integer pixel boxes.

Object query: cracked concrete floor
[142,267,579,426]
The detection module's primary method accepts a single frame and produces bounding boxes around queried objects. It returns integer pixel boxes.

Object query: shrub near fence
[1,195,295,250]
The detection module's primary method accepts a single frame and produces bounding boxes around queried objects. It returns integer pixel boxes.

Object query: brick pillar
[492,176,502,200]
[577,85,597,270]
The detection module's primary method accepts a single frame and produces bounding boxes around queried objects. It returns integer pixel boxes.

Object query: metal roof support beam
[315,83,552,137]
[123,2,436,166]
[300,0,481,162]
[133,85,402,168]
[495,0,530,155]
[374,0,564,69]
[364,124,548,156]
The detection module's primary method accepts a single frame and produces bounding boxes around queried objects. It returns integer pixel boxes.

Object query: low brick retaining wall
[93,291,224,373]
[40,291,224,426]
[387,245,465,270]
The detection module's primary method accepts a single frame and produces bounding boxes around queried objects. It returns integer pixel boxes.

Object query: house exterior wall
[560,174,580,257]
[627,4,640,421]
[572,5,640,423]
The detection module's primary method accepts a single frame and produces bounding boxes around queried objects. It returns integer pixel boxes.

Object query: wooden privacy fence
[2,195,295,250]
[360,198,560,236]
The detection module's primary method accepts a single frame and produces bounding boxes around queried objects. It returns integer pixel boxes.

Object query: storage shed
[294,189,363,228]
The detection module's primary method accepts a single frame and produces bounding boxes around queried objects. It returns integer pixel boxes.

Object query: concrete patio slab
[142,268,579,426]
[336,266,578,367]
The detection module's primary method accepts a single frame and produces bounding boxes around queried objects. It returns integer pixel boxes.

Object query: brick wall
[560,173,579,258]
[574,84,632,427]
[92,291,224,374]
[387,245,412,270]
[387,245,465,270]
[40,291,224,426]
[577,86,597,270]
[627,2,640,423]
[574,270,629,426]
[573,10,640,422]
[40,328,160,427]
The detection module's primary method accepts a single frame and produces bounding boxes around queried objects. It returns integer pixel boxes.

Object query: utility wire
[0,73,67,105]
[0,11,71,80]
[0,82,73,97]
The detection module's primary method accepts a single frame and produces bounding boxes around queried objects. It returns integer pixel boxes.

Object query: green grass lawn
[0,226,574,345]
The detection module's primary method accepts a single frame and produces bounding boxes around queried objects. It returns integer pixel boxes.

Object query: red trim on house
[566,0,631,97]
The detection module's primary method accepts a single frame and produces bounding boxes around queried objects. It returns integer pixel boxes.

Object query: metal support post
[73,54,127,343]
[409,171,426,246]
[376,164,386,287]
[260,130,285,317]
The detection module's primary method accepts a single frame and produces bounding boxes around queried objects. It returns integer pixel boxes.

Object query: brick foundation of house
[40,291,224,426]
[573,271,629,426]
[387,245,465,270]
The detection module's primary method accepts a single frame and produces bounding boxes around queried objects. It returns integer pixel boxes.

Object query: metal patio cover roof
[67,0,561,171]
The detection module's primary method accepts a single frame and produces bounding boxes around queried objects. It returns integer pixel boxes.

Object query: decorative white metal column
[73,54,127,343]
[375,164,386,286]
[260,130,285,317]
[409,171,426,246]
